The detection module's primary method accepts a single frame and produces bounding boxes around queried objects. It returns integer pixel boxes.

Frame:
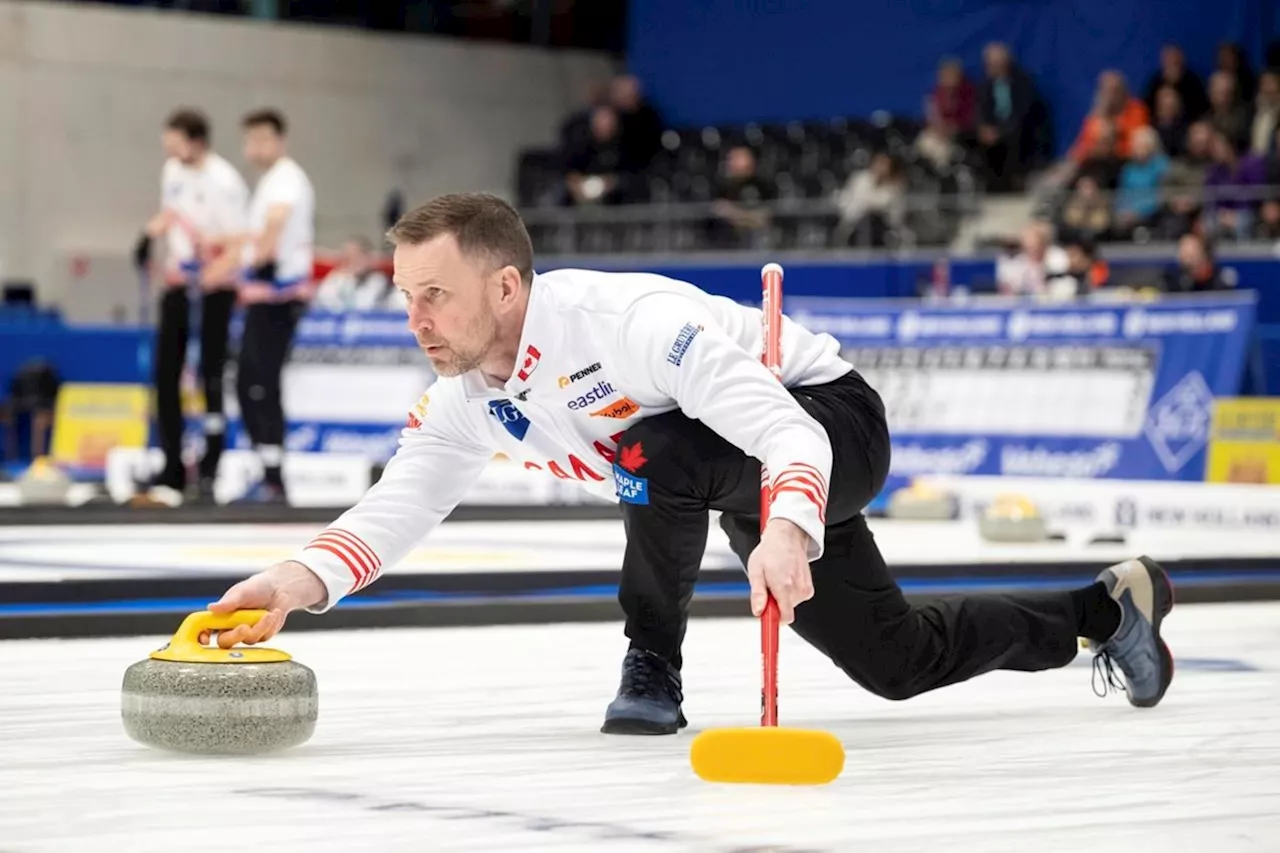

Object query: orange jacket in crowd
[1069,98,1151,162]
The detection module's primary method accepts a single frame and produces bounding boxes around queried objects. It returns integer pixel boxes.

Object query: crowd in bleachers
[1039,43,1280,248]
[516,72,989,254]
[519,42,1280,258]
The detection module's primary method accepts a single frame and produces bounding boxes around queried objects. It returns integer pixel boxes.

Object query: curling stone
[887,481,957,521]
[121,610,318,755]
[977,493,1048,543]
[16,457,72,506]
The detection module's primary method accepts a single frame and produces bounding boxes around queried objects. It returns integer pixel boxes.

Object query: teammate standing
[205,193,1174,731]
[133,108,249,507]
[234,109,316,504]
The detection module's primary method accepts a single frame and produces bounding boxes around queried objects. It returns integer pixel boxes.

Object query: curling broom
[688,262,846,786]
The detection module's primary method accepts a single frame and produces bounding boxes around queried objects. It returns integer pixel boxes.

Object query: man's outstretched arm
[206,389,492,647]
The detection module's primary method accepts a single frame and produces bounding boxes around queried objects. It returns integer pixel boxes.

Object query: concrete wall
[0,1,614,314]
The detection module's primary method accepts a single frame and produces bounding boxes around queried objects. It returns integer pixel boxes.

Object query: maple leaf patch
[618,442,647,472]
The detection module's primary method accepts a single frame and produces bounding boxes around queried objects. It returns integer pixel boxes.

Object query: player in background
[203,193,1174,732]
[233,108,316,504]
[132,108,249,507]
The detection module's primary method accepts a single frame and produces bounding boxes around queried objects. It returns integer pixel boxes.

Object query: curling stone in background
[887,480,958,521]
[122,610,318,755]
[16,457,72,506]
[977,493,1048,543]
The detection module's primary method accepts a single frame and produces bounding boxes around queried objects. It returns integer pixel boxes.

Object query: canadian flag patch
[517,345,542,381]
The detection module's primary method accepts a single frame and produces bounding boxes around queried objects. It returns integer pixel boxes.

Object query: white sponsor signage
[917,475,1280,533]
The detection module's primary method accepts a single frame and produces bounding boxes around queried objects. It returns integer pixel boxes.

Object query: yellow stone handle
[150,610,290,664]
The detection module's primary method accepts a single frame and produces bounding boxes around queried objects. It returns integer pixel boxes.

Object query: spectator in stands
[609,74,664,174]
[559,79,610,158]
[1113,127,1171,238]
[1068,71,1150,164]
[1203,128,1267,240]
[1248,71,1280,157]
[1159,121,1215,239]
[1047,236,1109,300]
[1163,232,1234,291]
[914,110,961,175]
[1058,176,1113,244]
[564,106,627,206]
[1207,71,1250,152]
[313,236,393,312]
[976,42,1040,192]
[1262,125,1280,185]
[1254,198,1280,240]
[1143,44,1208,121]
[1074,120,1124,190]
[995,221,1068,296]
[930,57,977,138]
[1153,86,1189,158]
[708,146,772,249]
[1217,42,1257,104]
[833,152,906,247]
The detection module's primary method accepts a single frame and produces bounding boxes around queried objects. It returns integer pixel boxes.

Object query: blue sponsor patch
[613,463,649,504]
[488,398,531,441]
[666,322,703,366]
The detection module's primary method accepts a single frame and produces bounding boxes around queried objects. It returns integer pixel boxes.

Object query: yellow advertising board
[50,383,150,468]
[1205,398,1280,484]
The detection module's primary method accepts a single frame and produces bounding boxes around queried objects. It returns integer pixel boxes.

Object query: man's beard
[422,312,498,377]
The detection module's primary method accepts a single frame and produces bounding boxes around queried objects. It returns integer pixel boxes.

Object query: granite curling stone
[977,493,1048,543]
[121,609,318,755]
[887,480,958,521]
[17,457,73,506]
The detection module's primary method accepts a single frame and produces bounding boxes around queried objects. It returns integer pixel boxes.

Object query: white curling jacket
[293,268,855,612]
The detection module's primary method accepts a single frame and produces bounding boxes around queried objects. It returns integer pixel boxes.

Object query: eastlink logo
[558,362,601,388]
[567,380,616,410]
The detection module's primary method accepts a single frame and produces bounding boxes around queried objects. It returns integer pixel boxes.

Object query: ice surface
[1,600,1278,852]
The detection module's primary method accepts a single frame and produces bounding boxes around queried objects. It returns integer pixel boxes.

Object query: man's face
[1098,72,1124,111]
[590,108,618,142]
[1156,87,1182,122]
[726,147,755,178]
[242,124,283,170]
[1160,46,1184,77]
[983,45,1009,78]
[162,129,198,165]
[609,76,641,112]
[1178,235,1206,268]
[1209,72,1235,108]
[1260,73,1280,105]
[1187,122,1212,157]
[395,234,503,378]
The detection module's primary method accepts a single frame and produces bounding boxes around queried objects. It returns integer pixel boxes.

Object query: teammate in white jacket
[207,193,1176,731]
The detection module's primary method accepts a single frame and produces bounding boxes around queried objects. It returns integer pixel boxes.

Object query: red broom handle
[760,263,783,727]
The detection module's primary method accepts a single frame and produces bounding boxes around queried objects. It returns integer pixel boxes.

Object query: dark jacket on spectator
[1155,117,1189,159]
[1210,102,1253,152]
[979,64,1039,138]
[1144,70,1209,120]
[617,104,664,173]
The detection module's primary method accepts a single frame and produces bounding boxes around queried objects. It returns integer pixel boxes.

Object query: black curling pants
[615,369,1081,700]
[153,286,236,488]
[235,300,304,460]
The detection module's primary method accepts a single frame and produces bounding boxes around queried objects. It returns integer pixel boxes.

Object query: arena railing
[515,190,984,255]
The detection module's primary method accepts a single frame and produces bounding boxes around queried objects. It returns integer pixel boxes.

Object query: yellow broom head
[690,726,845,785]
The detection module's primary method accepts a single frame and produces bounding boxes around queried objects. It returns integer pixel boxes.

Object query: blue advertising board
[786,292,1258,481]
